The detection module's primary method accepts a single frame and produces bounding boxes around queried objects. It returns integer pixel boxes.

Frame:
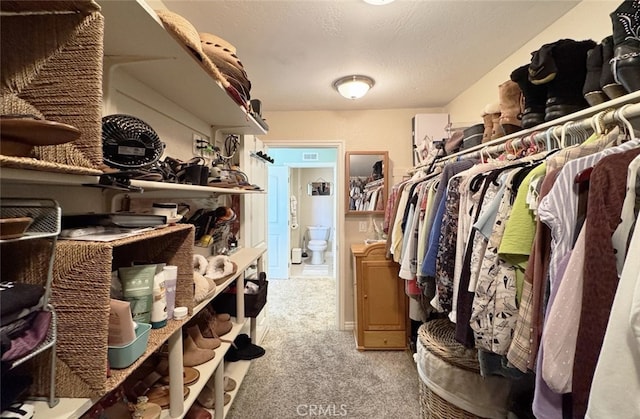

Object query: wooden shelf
[98,0,266,135]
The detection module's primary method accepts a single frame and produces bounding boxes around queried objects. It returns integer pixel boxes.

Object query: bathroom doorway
[265,142,346,329]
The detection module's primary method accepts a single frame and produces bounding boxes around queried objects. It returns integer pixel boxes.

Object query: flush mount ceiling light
[333,75,375,100]
[363,0,395,5]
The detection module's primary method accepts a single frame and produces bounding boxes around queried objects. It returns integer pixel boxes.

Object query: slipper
[1,403,34,419]
[159,366,200,386]
[146,385,190,409]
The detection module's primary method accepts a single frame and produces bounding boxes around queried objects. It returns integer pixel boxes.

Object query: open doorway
[265,142,347,329]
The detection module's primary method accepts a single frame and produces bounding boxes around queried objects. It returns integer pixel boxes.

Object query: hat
[155,9,229,88]
[460,124,484,150]
[200,33,252,99]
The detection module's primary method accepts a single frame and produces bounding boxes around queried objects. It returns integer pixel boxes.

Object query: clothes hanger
[559,121,573,149]
[616,103,637,141]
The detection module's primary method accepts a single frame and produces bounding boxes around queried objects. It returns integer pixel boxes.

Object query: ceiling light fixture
[333,75,375,100]
[363,0,395,5]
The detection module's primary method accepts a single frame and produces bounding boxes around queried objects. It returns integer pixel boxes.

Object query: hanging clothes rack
[408,92,640,174]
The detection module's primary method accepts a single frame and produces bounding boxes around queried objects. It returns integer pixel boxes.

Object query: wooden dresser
[351,242,408,350]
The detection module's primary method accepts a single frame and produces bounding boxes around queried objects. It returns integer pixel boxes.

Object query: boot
[542,39,596,121]
[610,0,640,93]
[498,80,523,135]
[510,64,546,129]
[601,35,629,99]
[490,112,503,140]
[481,102,500,142]
[582,43,608,106]
[187,325,221,350]
[183,334,215,367]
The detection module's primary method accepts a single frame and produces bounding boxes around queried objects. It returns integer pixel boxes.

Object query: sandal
[146,385,190,409]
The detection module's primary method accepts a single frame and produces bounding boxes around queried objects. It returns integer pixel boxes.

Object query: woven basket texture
[29,226,194,398]
[1,8,104,172]
[419,319,480,373]
[419,379,483,419]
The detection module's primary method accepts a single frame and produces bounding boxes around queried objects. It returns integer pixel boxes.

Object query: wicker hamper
[28,226,195,398]
[416,319,511,419]
[0,0,104,175]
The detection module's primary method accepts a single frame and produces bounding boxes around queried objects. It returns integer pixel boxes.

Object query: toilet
[307,225,330,265]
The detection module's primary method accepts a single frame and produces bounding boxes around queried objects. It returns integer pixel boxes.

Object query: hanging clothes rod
[408,91,640,174]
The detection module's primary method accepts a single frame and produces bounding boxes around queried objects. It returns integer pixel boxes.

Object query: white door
[267,166,290,279]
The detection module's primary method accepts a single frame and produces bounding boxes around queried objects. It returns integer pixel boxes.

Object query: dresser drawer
[363,331,406,349]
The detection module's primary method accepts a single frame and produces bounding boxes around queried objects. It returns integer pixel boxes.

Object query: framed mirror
[345,151,388,215]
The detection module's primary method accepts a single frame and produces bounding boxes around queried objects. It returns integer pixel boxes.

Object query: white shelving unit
[6,0,269,417]
[98,0,266,136]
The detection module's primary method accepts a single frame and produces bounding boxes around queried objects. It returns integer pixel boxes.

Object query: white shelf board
[0,168,99,186]
[98,0,266,135]
[159,320,247,419]
[30,398,95,419]
[220,360,252,418]
[128,180,265,195]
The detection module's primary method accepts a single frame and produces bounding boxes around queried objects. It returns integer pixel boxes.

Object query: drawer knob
[364,294,368,299]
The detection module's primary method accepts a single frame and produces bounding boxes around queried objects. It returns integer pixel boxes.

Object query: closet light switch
[359,221,367,232]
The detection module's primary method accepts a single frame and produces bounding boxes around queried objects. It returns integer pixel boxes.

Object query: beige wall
[445,0,619,124]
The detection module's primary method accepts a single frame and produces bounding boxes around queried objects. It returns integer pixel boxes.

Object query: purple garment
[532,250,572,418]
[1,311,51,362]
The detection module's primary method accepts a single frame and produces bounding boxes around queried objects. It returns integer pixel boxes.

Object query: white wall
[445,0,620,124]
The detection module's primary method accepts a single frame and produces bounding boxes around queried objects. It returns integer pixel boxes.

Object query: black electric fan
[102,114,165,169]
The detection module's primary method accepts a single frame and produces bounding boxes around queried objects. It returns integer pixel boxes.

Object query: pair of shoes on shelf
[146,386,190,410]
[131,396,162,419]
[196,375,236,409]
[225,334,265,362]
[198,308,233,339]
[183,328,218,367]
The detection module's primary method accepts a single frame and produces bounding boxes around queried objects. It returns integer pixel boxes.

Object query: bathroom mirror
[345,151,388,215]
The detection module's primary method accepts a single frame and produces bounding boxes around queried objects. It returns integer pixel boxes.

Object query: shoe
[510,64,546,129]
[187,325,221,350]
[497,80,523,135]
[159,366,200,386]
[535,39,596,121]
[183,334,216,367]
[610,0,640,94]
[131,396,162,419]
[185,403,212,419]
[601,35,629,99]
[199,309,233,338]
[582,43,608,106]
[481,103,500,143]
[225,334,265,362]
[196,377,232,409]
[146,385,190,409]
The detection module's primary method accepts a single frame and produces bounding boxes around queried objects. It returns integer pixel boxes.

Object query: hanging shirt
[573,147,640,419]
[586,205,640,419]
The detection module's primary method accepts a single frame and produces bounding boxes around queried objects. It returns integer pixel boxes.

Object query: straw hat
[155,9,229,88]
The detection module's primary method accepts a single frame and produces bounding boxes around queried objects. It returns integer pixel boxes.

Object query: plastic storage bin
[107,322,151,369]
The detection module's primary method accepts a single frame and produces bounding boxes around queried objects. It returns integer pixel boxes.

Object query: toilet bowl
[307,226,329,265]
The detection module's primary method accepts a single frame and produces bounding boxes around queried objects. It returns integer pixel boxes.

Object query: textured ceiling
[162,0,580,112]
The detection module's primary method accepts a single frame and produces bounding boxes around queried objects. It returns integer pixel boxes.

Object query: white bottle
[151,270,167,329]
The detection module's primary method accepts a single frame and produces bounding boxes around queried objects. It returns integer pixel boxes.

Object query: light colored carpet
[227,277,421,419]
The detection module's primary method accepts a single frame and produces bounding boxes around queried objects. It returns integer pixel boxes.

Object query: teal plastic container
[107,322,151,369]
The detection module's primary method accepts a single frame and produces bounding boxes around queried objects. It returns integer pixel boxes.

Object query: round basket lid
[419,318,480,373]
[102,114,165,169]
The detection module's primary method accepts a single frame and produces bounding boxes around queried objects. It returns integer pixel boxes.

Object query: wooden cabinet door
[360,259,404,332]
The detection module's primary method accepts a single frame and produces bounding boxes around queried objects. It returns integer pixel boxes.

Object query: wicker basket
[419,379,482,419]
[29,225,195,398]
[0,1,104,175]
[419,318,480,373]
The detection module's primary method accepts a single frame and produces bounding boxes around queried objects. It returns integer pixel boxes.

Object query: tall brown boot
[498,80,523,136]
[482,102,500,143]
